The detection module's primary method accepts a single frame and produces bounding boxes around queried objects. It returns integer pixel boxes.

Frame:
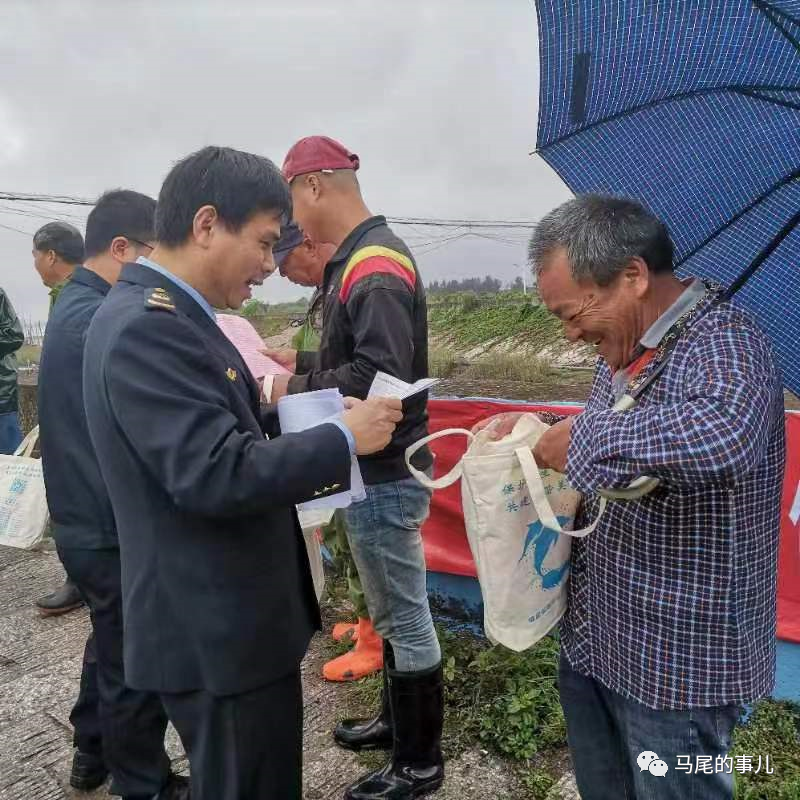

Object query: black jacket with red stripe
[289,215,433,484]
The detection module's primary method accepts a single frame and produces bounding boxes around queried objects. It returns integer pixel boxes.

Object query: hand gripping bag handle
[405,428,475,490]
[515,445,606,539]
[405,413,559,491]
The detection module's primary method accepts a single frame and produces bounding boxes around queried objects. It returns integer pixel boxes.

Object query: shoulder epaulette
[144,287,176,312]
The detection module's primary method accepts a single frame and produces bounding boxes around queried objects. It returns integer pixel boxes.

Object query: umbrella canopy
[534,0,800,395]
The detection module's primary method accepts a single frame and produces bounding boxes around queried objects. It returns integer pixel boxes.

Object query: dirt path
[0,545,578,800]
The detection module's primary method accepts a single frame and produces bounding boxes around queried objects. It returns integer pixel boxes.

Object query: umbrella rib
[675,167,800,268]
[722,208,800,300]
[755,0,800,27]
[534,84,800,153]
[733,87,800,111]
[753,0,800,55]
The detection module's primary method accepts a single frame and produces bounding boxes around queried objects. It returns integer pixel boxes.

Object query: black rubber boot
[343,661,445,799]
[69,749,108,791]
[334,641,394,751]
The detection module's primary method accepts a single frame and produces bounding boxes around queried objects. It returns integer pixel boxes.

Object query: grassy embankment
[323,575,800,800]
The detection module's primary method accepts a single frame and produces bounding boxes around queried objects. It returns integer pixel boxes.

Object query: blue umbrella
[533,0,800,395]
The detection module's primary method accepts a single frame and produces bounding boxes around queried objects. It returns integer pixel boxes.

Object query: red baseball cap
[282,136,360,183]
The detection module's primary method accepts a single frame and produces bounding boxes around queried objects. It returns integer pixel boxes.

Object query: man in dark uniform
[82,146,402,800]
[38,190,183,799]
[32,221,87,617]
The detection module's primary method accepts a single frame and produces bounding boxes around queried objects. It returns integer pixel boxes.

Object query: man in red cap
[266,136,444,800]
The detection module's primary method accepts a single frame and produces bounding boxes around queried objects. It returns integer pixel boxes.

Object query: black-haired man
[32,222,86,618]
[38,190,183,799]
[83,146,403,799]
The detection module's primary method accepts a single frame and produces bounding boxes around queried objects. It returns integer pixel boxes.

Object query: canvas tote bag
[0,426,49,550]
[406,413,605,651]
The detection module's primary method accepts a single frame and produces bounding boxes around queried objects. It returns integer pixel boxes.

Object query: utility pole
[513,263,527,295]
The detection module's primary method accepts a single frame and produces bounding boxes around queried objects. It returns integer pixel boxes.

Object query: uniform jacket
[38,267,117,548]
[83,263,352,695]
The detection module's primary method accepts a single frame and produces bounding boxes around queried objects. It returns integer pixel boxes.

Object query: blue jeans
[559,654,742,800]
[343,474,441,672]
[0,411,23,455]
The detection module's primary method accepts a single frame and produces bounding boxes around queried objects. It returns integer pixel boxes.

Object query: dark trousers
[559,654,742,800]
[160,670,303,800]
[71,633,102,755]
[58,546,171,797]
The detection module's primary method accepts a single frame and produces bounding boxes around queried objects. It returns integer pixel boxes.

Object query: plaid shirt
[562,288,785,709]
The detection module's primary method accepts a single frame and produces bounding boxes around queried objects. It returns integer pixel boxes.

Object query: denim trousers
[0,411,22,455]
[342,473,441,672]
[559,654,742,800]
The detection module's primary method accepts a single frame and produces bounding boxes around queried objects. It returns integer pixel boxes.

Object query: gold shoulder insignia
[144,287,176,312]
[226,368,237,381]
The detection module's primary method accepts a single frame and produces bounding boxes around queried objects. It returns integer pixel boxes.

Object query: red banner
[422,399,800,643]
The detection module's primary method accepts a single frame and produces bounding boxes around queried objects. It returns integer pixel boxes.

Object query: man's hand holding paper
[342,396,403,455]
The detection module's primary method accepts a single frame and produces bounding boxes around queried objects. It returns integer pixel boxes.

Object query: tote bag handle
[13,426,40,459]
[405,428,475,490]
[515,446,606,539]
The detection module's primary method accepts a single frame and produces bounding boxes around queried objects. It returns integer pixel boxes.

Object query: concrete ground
[0,545,578,799]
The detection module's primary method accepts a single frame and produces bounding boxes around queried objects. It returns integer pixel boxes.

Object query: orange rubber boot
[323,618,383,682]
[332,621,359,643]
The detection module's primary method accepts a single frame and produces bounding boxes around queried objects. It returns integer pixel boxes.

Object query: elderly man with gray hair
[477,195,784,800]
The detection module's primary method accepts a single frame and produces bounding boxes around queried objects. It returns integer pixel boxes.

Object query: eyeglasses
[127,237,155,253]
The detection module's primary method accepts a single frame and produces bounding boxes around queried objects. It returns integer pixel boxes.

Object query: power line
[0,220,34,236]
[0,191,538,228]
[0,192,536,260]
[389,217,536,229]
[0,191,93,206]
[0,203,86,224]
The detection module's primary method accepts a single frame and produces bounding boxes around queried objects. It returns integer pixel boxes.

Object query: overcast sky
[0,0,570,326]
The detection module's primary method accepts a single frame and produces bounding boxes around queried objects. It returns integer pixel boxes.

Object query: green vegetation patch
[733,700,800,799]
[428,293,563,349]
[461,353,556,383]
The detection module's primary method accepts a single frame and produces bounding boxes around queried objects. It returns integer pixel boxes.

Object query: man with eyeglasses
[38,191,185,799]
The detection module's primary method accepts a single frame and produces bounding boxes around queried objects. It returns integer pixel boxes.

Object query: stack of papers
[216,314,289,379]
[277,388,366,511]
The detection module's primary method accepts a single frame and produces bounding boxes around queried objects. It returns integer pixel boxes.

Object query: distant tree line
[426,276,530,294]
[239,297,309,319]
[426,276,503,294]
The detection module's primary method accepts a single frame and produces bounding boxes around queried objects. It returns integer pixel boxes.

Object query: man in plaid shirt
[479,196,785,799]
